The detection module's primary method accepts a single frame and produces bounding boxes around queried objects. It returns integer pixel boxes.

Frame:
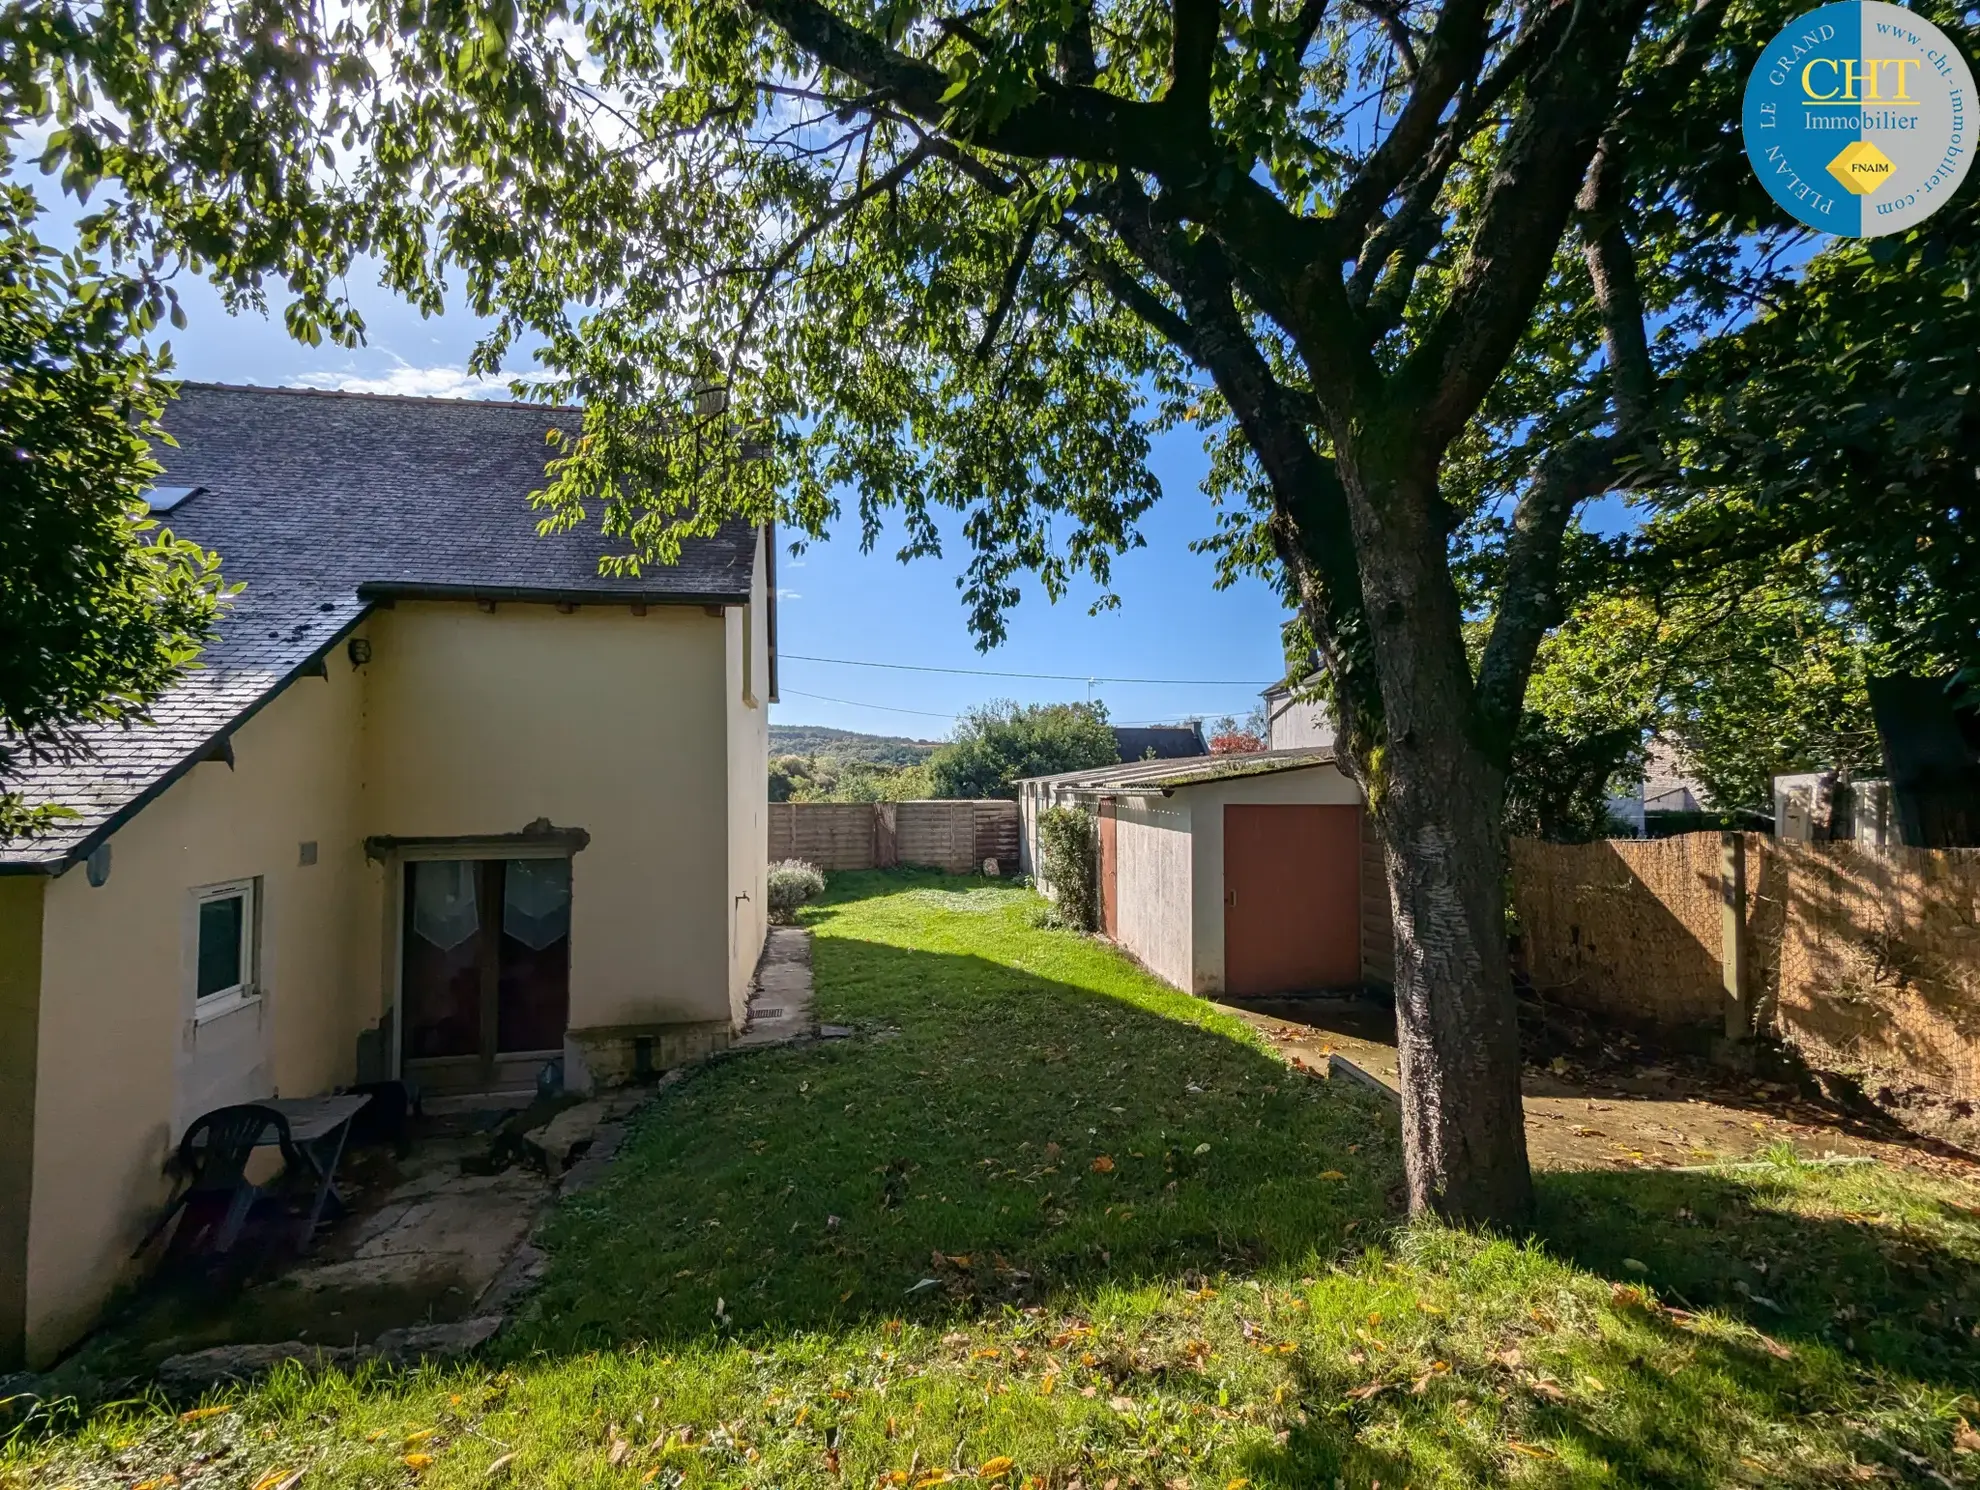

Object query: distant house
[1112,723,1207,761]
[1016,750,1389,998]
[1262,673,1336,752]
[0,384,775,1367]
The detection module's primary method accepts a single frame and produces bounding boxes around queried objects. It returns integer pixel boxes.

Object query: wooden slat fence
[769,800,1022,875]
[1511,831,1980,1098]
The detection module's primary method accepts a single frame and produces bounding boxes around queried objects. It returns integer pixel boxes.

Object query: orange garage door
[1223,803,1362,995]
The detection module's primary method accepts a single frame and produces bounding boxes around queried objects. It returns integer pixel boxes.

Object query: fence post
[1720,831,1749,1038]
[874,803,898,869]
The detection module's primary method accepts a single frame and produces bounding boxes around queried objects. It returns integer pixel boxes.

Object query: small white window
[193,879,257,1016]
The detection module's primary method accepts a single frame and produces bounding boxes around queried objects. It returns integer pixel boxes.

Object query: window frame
[192,877,259,1022]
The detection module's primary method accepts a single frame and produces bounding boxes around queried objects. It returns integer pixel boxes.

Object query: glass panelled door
[402,858,571,1090]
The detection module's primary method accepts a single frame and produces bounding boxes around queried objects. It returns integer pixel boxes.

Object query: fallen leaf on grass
[1319,1170,1347,1181]
[402,1455,435,1471]
[1108,1395,1137,1413]
[252,1470,297,1490]
[179,1407,231,1423]
[1754,1333,1794,1361]
[1507,1442,1556,1459]
[485,1453,516,1479]
[978,1458,1015,1478]
[405,1430,436,1446]
[609,1438,631,1466]
[1090,1156,1115,1173]
[1038,1375,1058,1396]
[1345,1381,1390,1402]
[1955,1417,1980,1452]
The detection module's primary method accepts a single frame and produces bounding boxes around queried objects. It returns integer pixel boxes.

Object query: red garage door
[1223,804,1362,995]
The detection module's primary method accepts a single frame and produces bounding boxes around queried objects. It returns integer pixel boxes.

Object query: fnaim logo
[1743,1,1974,235]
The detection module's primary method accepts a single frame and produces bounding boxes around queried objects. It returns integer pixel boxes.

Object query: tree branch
[975,215,1044,362]
[1347,0,1421,75]
[1399,0,1650,450]
[1332,0,1488,244]
[1576,134,1655,431]
[1166,0,1221,131]
[1472,435,1627,752]
[726,139,930,375]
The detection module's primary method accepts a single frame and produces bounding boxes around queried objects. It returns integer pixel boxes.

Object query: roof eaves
[0,606,373,876]
[356,581,751,607]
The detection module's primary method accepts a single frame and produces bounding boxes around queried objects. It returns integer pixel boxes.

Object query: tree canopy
[928,700,1120,798]
[0,167,228,840]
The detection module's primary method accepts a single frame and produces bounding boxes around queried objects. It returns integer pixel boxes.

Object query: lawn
[7,871,1980,1488]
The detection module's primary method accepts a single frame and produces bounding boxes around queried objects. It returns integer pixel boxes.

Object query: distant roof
[1018,747,1338,794]
[1111,723,1206,761]
[1,383,761,871]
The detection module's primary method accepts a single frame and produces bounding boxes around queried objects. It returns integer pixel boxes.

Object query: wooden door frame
[1098,800,1119,939]
[387,839,576,1086]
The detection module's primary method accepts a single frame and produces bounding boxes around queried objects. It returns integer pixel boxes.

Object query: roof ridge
[173,380,586,415]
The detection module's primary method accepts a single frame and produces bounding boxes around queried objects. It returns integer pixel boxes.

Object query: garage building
[1016,749,1393,998]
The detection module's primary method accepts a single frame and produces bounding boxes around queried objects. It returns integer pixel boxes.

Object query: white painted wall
[1264,681,1336,751]
[1112,797,1193,991]
[1186,764,1363,995]
[724,530,772,1026]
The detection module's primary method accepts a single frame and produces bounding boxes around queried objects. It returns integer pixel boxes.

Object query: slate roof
[1016,747,1338,794]
[1111,723,1208,762]
[1,383,761,872]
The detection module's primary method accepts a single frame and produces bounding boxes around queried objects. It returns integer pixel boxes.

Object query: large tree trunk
[1375,725,1532,1224]
[1339,446,1534,1226]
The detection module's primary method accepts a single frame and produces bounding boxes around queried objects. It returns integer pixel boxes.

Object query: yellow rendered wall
[26,659,370,1364]
[357,602,733,1032]
[0,875,45,1367]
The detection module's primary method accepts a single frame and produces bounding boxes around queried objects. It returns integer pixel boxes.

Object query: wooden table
[253,1093,372,1247]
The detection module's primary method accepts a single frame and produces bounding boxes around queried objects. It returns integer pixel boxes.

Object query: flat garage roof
[1016,746,1339,796]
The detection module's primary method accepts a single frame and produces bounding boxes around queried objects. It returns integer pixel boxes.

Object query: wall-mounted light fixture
[347,637,373,668]
[86,843,112,888]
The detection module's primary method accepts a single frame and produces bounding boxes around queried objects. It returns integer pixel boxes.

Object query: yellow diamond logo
[1827,139,1896,195]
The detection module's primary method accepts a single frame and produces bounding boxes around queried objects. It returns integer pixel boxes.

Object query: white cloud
[776,589,803,601]
[292,359,511,400]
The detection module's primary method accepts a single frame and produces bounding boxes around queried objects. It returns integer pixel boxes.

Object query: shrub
[1037,805,1099,932]
[767,859,826,920]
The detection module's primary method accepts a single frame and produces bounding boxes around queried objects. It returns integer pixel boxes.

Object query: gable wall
[1187,766,1364,995]
[26,655,370,1364]
[358,601,734,1034]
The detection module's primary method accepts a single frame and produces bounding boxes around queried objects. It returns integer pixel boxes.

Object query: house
[1111,723,1207,761]
[1016,750,1391,998]
[1261,673,1336,752]
[1773,772,1896,845]
[0,384,774,1368]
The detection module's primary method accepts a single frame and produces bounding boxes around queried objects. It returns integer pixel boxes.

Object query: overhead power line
[781,652,1274,687]
[777,687,958,720]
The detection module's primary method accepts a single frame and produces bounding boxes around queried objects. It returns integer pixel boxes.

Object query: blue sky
[149,266,1296,741]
